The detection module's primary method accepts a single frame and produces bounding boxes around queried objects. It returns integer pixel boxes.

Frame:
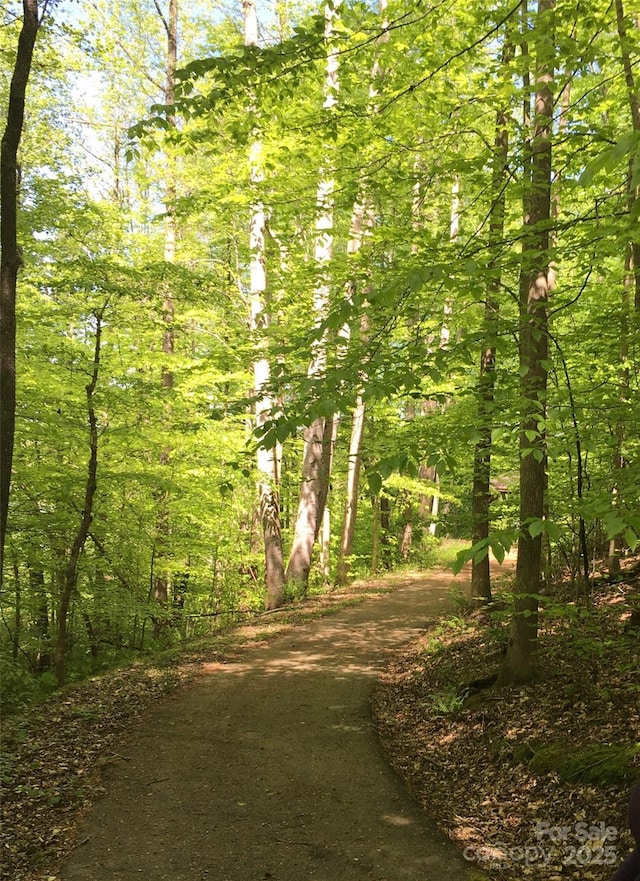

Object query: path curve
[62,571,472,881]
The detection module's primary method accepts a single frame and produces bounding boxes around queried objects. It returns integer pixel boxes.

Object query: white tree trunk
[286,1,342,591]
[336,395,366,583]
[429,175,459,534]
[244,0,286,608]
[334,0,387,585]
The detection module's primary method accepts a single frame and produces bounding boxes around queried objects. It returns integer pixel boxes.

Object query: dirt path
[62,571,473,881]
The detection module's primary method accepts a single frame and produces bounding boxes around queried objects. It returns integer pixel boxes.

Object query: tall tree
[54,302,108,685]
[470,36,513,602]
[614,0,640,309]
[609,0,639,575]
[0,0,43,579]
[152,0,179,631]
[286,0,341,591]
[244,0,286,608]
[335,0,388,585]
[500,0,555,685]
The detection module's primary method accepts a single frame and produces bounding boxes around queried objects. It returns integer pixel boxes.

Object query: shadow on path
[62,570,473,881]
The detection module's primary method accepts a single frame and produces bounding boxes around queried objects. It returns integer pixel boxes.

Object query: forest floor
[372,556,639,881]
[1,557,638,881]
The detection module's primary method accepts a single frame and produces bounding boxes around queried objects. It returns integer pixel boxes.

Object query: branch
[151,0,170,38]
[377,0,523,114]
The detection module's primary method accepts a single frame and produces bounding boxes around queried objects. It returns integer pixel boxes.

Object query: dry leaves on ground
[372,566,640,881]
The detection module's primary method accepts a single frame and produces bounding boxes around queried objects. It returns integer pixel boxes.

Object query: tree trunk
[471,37,512,602]
[54,304,107,686]
[380,493,391,569]
[334,185,374,587]
[500,0,554,687]
[336,397,366,584]
[30,566,50,672]
[370,494,380,573]
[286,415,331,590]
[152,0,178,630]
[244,0,286,609]
[12,556,21,662]
[609,0,639,574]
[0,0,40,579]
[615,0,640,308]
[398,497,413,561]
[286,1,341,592]
[319,416,338,585]
[428,176,459,538]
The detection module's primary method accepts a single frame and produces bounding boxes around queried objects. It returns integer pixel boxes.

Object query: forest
[1,0,639,697]
[2,2,640,880]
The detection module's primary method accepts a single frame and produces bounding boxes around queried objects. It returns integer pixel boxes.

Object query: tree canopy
[1,0,638,693]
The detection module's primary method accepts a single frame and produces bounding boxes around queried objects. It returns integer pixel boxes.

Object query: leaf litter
[371,562,640,881]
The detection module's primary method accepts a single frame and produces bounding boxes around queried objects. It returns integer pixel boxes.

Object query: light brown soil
[60,570,473,881]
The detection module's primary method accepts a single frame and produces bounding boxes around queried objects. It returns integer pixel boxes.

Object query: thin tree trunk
[286,1,341,591]
[370,494,380,573]
[471,37,512,602]
[152,0,178,630]
[336,397,366,583]
[30,566,50,671]
[609,0,639,573]
[333,0,387,586]
[12,556,21,662]
[615,0,640,308]
[428,176,459,537]
[319,415,338,585]
[398,495,413,561]
[244,0,286,608]
[428,473,440,537]
[54,304,107,686]
[0,0,41,580]
[500,0,555,686]
[380,493,391,569]
[334,189,374,586]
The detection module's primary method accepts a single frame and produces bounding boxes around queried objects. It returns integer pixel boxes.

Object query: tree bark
[500,0,554,686]
[286,416,332,589]
[0,0,41,580]
[244,0,286,609]
[334,2,386,585]
[336,396,366,583]
[54,304,107,686]
[12,556,21,663]
[152,0,178,629]
[380,493,391,569]
[428,176,459,538]
[30,566,50,672]
[615,0,640,309]
[319,416,339,585]
[471,37,512,602]
[286,1,341,592]
[609,0,639,573]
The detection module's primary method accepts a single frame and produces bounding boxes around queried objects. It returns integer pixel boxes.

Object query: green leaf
[625,528,638,551]
[491,541,505,565]
[528,518,545,538]
[275,421,291,443]
[367,472,382,495]
[546,520,560,541]
[603,511,625,537]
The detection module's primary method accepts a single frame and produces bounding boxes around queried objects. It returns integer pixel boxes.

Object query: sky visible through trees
[0,0,638,691]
